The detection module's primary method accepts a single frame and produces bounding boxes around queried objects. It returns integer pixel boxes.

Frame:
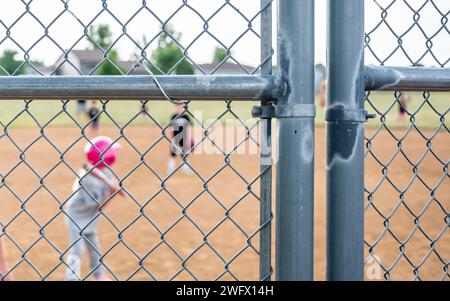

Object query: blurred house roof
[30,49,259,76]
[46,49,147,75]
[197,62,255,75]
[71,49,104,64]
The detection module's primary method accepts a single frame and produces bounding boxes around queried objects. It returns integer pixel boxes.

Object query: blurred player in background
[76,100,87,122]
[319,80,327,108]
[65,136,122,281]
[167,103,194,175]
[87,101,101,135]
[398,94,411,124]
[0,237,12,281]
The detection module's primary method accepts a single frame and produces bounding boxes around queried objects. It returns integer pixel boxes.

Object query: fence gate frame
[0,0,317,281]
[0,0,280,281]
[326,0,450,281]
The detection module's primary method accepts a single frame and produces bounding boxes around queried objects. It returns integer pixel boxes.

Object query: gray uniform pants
[66,223,103,280]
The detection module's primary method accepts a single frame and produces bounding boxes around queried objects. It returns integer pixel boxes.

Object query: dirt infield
[0,125,448,281]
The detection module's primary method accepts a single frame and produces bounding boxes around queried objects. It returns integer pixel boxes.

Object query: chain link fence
[364,0,449,280]
[0,0,274,281]
[1,0,448,282]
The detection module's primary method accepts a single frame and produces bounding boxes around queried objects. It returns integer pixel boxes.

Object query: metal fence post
[276,0,315,281]
[259,0,273,282]
[326,0,365,281]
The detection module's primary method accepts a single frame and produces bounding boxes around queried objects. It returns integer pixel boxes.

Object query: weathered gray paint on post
[259,0,273,281]
[326,0,365,281]
[276,0,315,281]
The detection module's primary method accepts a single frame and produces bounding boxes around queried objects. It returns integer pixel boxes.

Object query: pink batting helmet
[84,136,121,168]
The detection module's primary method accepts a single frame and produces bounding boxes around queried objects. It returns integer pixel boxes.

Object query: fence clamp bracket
[252,105,275,119]
[252,104,316,119]
[325,106,377,123]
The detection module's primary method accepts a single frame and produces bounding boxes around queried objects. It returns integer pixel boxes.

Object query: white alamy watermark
[173,110,278,163]
[65,254,81,281]
[366,254,383,280]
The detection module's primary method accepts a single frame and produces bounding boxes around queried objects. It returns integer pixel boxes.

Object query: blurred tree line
[0,50,42,76]
[88,24,124,75]
[0,24,232,76]
[89,24,230,75]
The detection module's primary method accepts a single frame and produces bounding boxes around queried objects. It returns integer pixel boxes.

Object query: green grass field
[0,91,447,130]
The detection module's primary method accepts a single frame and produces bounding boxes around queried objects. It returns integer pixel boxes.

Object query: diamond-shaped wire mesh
[364,0,449,281]
[0,0,274,281]
[0,0,272,76]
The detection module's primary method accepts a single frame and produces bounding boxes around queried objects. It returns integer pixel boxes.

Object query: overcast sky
[0,0,448,68]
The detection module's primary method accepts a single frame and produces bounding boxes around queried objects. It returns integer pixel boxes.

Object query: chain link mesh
[0,0,274,281]
[364,0,449,280]
[3,0,447,282]
[0,0,272,76]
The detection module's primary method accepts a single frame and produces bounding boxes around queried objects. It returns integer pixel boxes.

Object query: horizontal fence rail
[365,67,450,91]
[1,67,448,101]
[0,75,278,101]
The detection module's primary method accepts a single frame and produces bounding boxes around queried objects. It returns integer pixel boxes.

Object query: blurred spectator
[319,80,327,108]
[76,99,87,121]
[87,101,101,135]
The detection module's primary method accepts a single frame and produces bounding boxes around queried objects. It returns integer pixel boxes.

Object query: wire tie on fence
[140,62,187,105]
